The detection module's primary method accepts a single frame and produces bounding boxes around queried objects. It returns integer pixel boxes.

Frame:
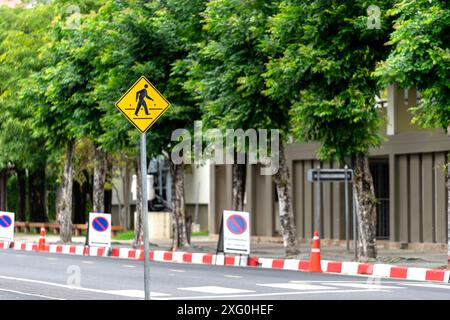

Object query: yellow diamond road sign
[115,76,170,134]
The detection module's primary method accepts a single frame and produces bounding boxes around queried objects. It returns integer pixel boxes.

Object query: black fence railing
[376,198,390,239]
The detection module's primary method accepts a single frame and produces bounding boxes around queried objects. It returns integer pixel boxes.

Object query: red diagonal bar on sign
[100,219,108,230]
[0,216,9,227]
[230,216,243,233]
[94,218,107,231]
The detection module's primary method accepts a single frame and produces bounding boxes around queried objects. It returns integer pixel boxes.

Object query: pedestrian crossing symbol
[115,76,171,133]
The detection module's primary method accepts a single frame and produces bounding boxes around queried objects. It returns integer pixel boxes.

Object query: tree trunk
[446,152,449,269]
[273,141,299,257]
[17,169,26,221]
[353,153,377,261]
[113,184,122,227]
[169,162,189,250]
[133,157,143,248]
[28,167,47,222]
[232,163,246,211]
[93,146,107,213]
[120,160,131,229]
[0,169,8,211]
[58,140,75,243]
[72,180,86,224]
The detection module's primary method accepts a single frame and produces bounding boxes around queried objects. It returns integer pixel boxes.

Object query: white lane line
[224,275,242,279]
[104,290,170,298]
[257,283,335,290]
[82,261,94,264]
[169,269,186,273]
[47,257,58,261]
[328,282,404,290]
[291,280,449,286]
[402,283,450,290]
[154,288,386,300]
[0,275,148,299]
[178,286,254,294]
[122,265,136,268]
[150,292,171,297]
[290,280,376,283]
[0,288,65,300]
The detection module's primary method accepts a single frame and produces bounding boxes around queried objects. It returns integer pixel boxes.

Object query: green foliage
[264,0,394,161]
[0,0,205,201]
[34,1,108,150]
[112,230,135,240]
[82,0,204,158]
[375,0,450,131]
[188,0,288,142]
[2,0,446,219]
[0,4,56,170]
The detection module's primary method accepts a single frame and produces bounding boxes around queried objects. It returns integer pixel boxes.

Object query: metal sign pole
[141,133,150,300]
[352,184,357,260]
[316,165,321,236]
[344,165,349,252]
[115,75,171,300]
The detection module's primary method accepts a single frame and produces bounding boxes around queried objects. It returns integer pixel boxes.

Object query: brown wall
[209,130,449,244]
[207,86,450,244]
[394,152,447,243]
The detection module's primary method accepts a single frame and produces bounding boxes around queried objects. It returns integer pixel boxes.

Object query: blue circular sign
[92,217,109,232]
[226,214,247,235]
[0,215,12,228]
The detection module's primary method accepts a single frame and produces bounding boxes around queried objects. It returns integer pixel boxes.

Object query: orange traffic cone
[38,224,46,251]
[309,231,322,272]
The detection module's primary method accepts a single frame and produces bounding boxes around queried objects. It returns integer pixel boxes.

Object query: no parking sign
[223,210,250,255]
[88,213,111,247]
[0,211,14,243]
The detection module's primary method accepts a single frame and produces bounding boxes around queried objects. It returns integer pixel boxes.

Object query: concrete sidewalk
[13,233,448,270]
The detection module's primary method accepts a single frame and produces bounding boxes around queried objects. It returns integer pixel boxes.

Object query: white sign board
[0,211,14,243]
[223,210,250,255]
[88,212,111,247]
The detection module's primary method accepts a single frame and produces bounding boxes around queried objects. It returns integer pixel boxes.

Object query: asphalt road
[0,250,448,300]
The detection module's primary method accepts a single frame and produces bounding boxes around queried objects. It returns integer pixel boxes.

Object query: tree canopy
[264,0,394,161]
[375,0,449,131]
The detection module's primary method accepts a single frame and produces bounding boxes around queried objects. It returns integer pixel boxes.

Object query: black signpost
[307,168,353,182]
[308,166,356,256]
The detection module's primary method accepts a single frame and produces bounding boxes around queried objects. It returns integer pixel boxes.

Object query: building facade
[208,84,449,247]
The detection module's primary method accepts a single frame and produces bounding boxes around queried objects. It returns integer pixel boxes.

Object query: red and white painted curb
[109,247,450,283]
[256,258,450,283]
[1,241,449,284]
[109,247,258,267]
[1,241,108,257]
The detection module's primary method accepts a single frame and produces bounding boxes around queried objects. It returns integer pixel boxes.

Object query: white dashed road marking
[0,275,167,299]
[327,282,404,290]
[401,283,450,290]
[156,288,383,300]
[0,287,65,300]
[178,286,254,294]
[104,290,170,298]
[257,283,335,290]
